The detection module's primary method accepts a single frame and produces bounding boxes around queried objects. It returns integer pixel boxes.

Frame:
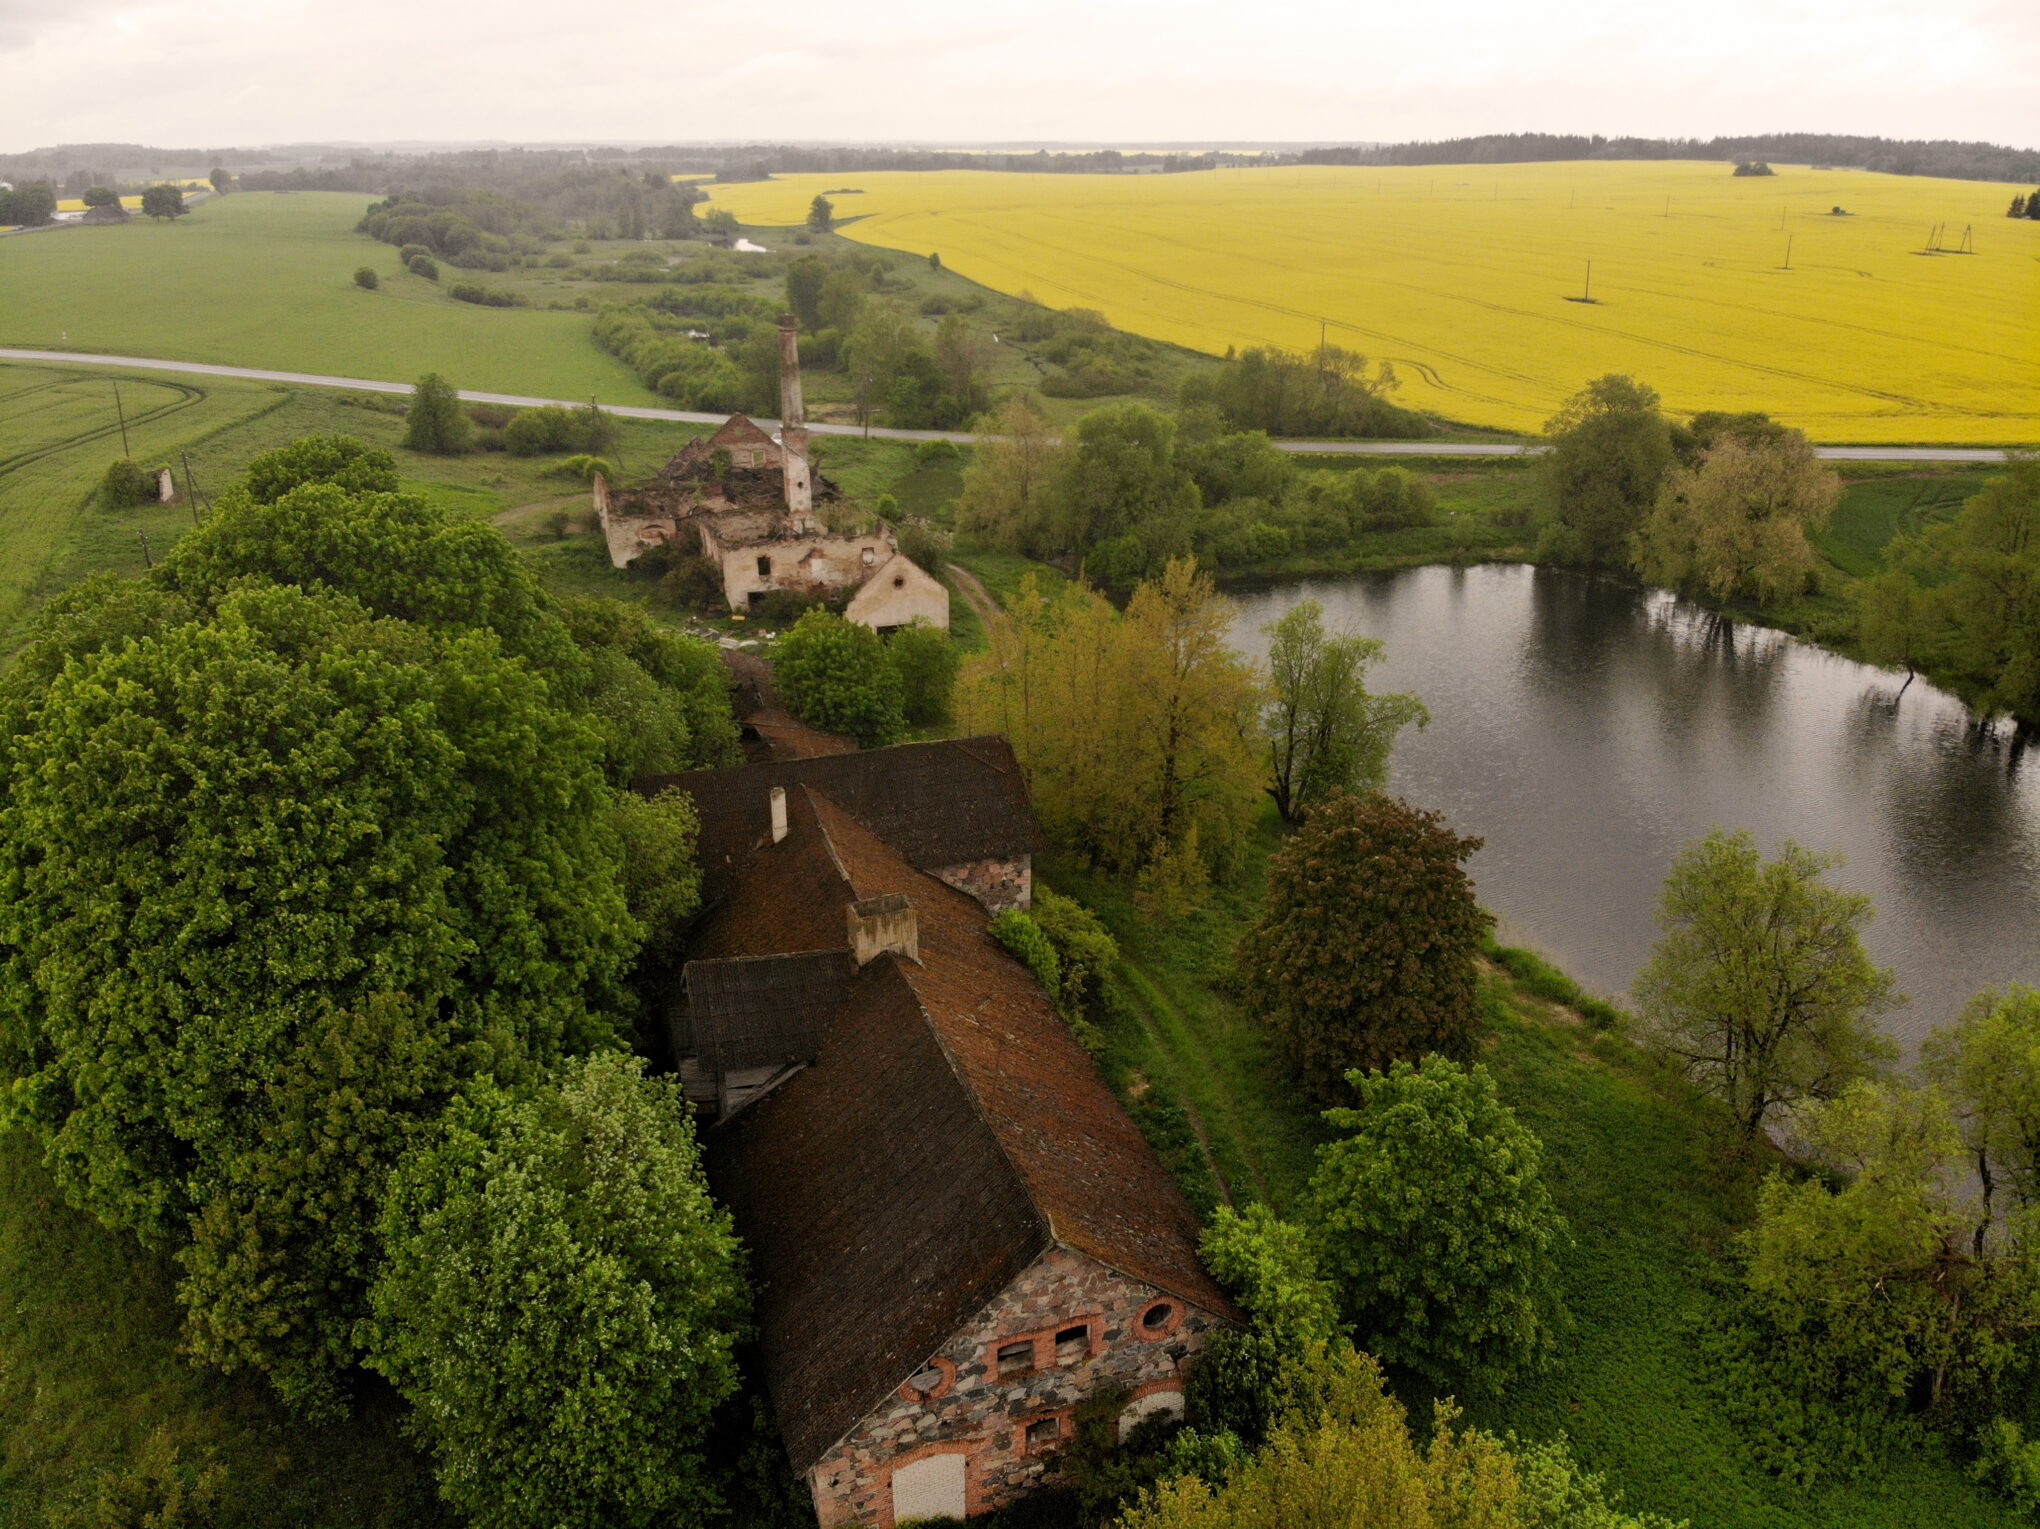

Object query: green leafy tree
[353,266,379,290]
[140,184,186,220]
[888,619,959,725]
[1632,428,1839,602]
[774,607,906,747]
[0,181,57,225]
[956,395,1067,556]
[1726,1078,2040,1464]
[1029,886,1118,1021]
[99,457,156,507]
[209,167,230,194]
[1537,375,1674,566]
[403,372,471,455]
[1050,402,1200,571]
[57,1426,225,1529]
[1238,792,1491,1103]
[607,787,703,959]
[1916,458,2040,723]
[784,254,827,330]
[81,185,120,209]
[1923,987,2040,1249]
[806,194,834,232]
[1188,1204,1345,1447]
[1634,830,1899,1150]
[1263,600,1427,824]
[990,909,1062,1001]
[364,1054,748,1529]
[1302,1056,1570,1392]
[1855,533,1938,700]
[0,580,635,1410]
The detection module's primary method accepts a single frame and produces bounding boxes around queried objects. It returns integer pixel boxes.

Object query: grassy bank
[1047,812,2022,1528]
[0,1130,447,1528]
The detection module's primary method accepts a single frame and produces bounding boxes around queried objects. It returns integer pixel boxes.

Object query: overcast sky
[2,0,2035,153]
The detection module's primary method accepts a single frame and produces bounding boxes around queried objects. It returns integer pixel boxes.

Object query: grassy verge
[1046,822,2022,1529]
[0,1131,446,1529]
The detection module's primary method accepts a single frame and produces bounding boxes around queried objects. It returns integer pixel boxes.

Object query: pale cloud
[0,0,2034,152]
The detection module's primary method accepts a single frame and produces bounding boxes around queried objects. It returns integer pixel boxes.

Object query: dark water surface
[1229,565,2040,1055]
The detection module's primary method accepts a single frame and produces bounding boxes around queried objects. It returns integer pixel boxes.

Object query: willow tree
[958,559,1264,881]
[1632,427,1840,602]
[1263,599,1427,824]
[1635,830,1899,1150]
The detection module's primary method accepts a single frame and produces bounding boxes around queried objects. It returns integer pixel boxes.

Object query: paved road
[0,349,2022,464]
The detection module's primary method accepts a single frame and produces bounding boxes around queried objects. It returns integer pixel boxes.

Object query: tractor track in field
[0,375,209,479]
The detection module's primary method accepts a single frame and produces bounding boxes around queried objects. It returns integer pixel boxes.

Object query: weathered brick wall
[932,855,1031,915]
[807,1245,1221,1527]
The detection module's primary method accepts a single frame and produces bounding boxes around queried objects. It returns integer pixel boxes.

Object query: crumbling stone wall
[807,1245,1221,1527]
[933,855,1031,915]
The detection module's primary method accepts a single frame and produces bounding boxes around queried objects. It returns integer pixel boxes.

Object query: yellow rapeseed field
[704,162,2040,443]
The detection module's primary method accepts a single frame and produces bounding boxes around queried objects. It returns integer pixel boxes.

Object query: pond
[1228,565,2040,1056]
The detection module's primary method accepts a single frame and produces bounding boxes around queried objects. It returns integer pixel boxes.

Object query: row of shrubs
[591,305,752,412]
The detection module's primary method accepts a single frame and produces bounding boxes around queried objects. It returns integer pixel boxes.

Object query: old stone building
[645,739,1237,1526]
[592,316,948,631]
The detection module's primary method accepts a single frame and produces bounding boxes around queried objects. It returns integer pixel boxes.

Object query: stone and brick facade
[931,853,1033,915]
[809,1247,1221,1527]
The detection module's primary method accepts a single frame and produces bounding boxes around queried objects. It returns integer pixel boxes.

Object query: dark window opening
[1025,1418,1062,1449]
[893,574,906,587]
[757,555,772,577]
[997,1340,1035,1378]
[1141,1302,1175,1332]
[1055,1325,1089,1359]
[746,589,766,608]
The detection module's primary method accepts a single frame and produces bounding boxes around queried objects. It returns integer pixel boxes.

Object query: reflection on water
[1229,565,2040,1055]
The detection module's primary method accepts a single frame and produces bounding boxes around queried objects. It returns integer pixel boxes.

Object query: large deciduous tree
[1263,600,1427,824]
[1237,791,1490,1100]
[1632,426,1840,602]
[1634,829,1898,1150]
[1918,458,2040,723]
[774,606,907,748]
[956,396,1068,557]
[364,1054,748,1529]
[403,372,471,455]
[1537,374,1675,567]
[139,183,186,220]
[0,434,734,1412]
[957,560,1264,882]
[0,581,634,1409]
[1302,1056,1570,1392]
[1923,986,2040,1249]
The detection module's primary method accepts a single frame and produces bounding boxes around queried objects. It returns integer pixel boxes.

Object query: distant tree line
[1299,131,2040,184]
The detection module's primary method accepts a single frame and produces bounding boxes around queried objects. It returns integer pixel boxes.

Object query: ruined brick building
[644,738,1238,1526]
[593,316,948,632]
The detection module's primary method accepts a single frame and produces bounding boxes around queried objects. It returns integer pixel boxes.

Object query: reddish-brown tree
[1238,791,1491,1104]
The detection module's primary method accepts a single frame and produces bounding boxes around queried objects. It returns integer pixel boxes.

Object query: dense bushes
[98,457,158,507]
[447,281,522,307]
[1181,344,1431,438]
[593,305,753,412]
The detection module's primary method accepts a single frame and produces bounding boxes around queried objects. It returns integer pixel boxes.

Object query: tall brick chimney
[777,315,814,526]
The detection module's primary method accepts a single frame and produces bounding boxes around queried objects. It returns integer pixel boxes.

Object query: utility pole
[1783,234,1794,269]
[139,531,152,569]
[112,380,131,457]
[1583,259,1593,302]
[181,450,207,519]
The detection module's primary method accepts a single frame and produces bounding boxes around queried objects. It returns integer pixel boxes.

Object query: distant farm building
[593,316,947,632]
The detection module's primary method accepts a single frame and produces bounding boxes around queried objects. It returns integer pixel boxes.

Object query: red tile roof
[698,782,1236,1472]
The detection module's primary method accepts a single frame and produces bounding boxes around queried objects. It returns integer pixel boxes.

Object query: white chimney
[770,786,788,843]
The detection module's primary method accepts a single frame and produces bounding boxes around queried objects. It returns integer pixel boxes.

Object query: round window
[1136,1298,1181,1338]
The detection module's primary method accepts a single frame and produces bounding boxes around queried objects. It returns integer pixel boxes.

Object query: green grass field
[1049,821,2024,1529]
[0,193,659,403]
[0,1130,448,1529]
